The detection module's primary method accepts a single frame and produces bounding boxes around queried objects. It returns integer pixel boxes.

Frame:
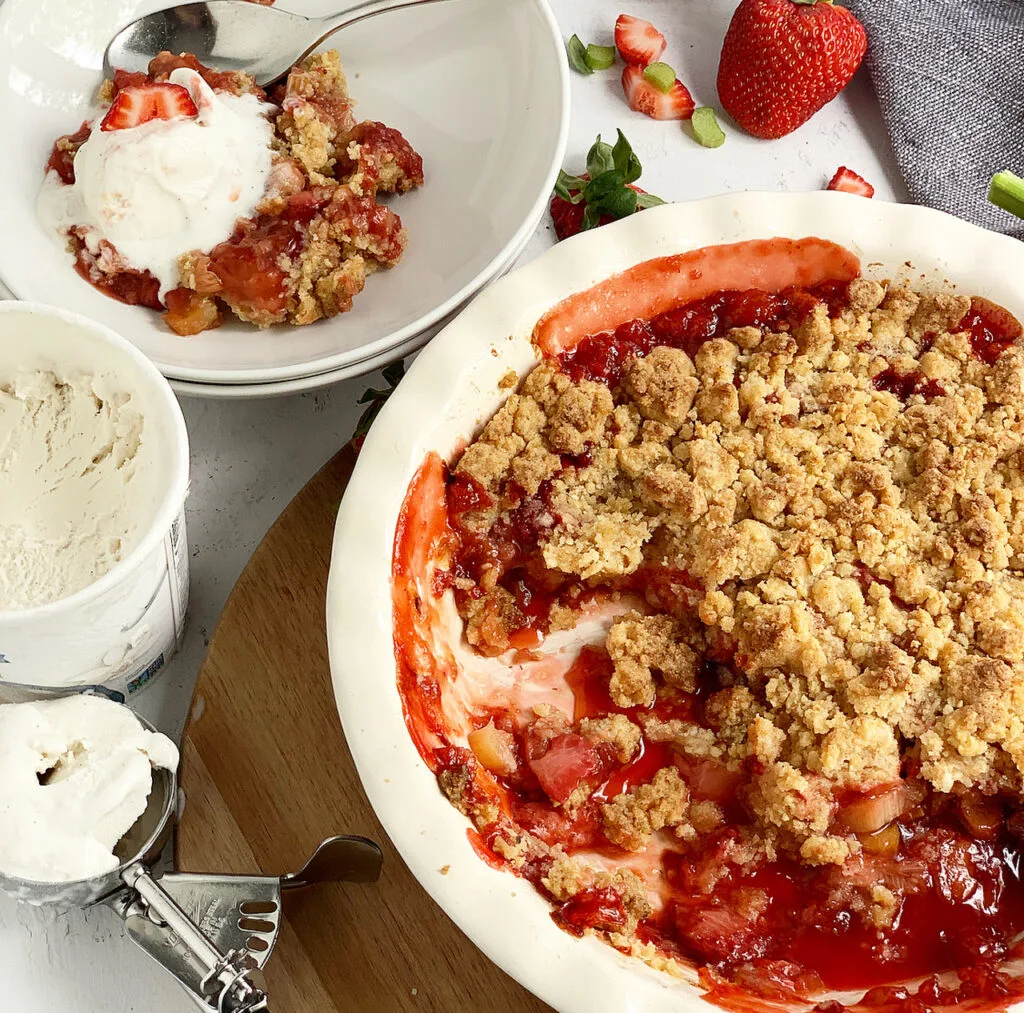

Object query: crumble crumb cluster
[450,277,1024,877]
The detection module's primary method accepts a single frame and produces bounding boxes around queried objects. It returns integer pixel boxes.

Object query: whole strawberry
[717,0,866,139]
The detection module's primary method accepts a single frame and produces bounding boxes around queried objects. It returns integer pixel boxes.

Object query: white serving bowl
[327,193,1024,1012]
[0,0,568,387]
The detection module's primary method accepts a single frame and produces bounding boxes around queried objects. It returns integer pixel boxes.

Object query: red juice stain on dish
[560,284,843,386]
[533,237,861,356]
[71,252,162,309]
[392,452,458,766]
[392,247,1024,1012]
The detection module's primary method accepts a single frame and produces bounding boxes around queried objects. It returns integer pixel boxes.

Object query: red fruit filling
[402,280,1024,1010]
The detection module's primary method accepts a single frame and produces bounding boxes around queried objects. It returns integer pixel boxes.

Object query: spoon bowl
[105,0,453,86]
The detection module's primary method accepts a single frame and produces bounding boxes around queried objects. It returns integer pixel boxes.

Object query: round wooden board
[176,446,552,1013]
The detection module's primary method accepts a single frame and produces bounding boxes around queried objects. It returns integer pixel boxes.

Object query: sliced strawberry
[528,733,603,804]
[614,14,666,66]
[100,83,198,132]
[622,65,695,121]
[826,166,875,198]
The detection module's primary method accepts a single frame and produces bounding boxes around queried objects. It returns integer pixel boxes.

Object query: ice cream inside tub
[0,366,163,610]
[0,695,178,882]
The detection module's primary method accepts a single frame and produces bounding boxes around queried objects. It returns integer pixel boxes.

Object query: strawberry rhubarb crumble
[38,50,423,335]
[393,238,1024,1010]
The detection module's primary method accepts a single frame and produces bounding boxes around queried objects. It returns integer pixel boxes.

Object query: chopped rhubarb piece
[45,122,91,185]
[957,791,1004,841]
[691,106,726,148]
[553,886,628,937]
[642,61,677,93]
[467,721,518,777]
[585,44,616,71]
[837,783,916,834]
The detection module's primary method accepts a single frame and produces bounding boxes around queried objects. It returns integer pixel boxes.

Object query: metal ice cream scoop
[104,0,456,88]
[0,692,383,1013]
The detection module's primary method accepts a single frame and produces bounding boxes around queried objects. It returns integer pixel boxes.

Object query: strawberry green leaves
[353,361,406,451]
[567,35,591,74]
[550,131,665,241]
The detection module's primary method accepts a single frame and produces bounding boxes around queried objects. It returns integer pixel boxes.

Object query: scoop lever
[281,835,383,890]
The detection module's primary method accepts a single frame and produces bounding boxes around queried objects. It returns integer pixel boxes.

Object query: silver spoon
[104,0,453,88]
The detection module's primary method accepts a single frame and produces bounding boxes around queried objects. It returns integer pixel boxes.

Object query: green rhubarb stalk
[989,170,1024,220]
[691,107,726,148]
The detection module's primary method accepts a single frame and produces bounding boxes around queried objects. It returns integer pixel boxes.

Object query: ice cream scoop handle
[115,863,270,1012]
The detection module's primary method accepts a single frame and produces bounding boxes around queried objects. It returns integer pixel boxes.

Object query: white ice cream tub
[0,302,189,696]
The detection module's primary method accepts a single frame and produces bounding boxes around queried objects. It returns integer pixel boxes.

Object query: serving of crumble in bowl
[0,0,568,388]
[329,192,1024,1013]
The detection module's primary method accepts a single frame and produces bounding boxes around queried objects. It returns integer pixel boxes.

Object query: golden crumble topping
[450,280,1024,862]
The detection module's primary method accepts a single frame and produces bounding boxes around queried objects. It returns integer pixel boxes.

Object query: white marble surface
[0,0,903,1008]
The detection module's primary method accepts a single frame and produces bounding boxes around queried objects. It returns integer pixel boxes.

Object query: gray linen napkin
[847,0,1024,234]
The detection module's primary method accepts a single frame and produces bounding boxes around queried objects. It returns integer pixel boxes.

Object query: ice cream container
[0,302,189,696]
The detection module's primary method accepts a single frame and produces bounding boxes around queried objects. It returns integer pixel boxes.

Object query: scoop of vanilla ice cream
[0,368,162,610]
[38,68,275,295]
[0,695,178,883]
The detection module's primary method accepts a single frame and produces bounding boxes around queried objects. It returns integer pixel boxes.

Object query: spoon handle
[302,0,453,62]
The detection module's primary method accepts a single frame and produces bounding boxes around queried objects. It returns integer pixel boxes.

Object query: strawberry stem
[550,131,665,240]
[989,171,1024,221]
